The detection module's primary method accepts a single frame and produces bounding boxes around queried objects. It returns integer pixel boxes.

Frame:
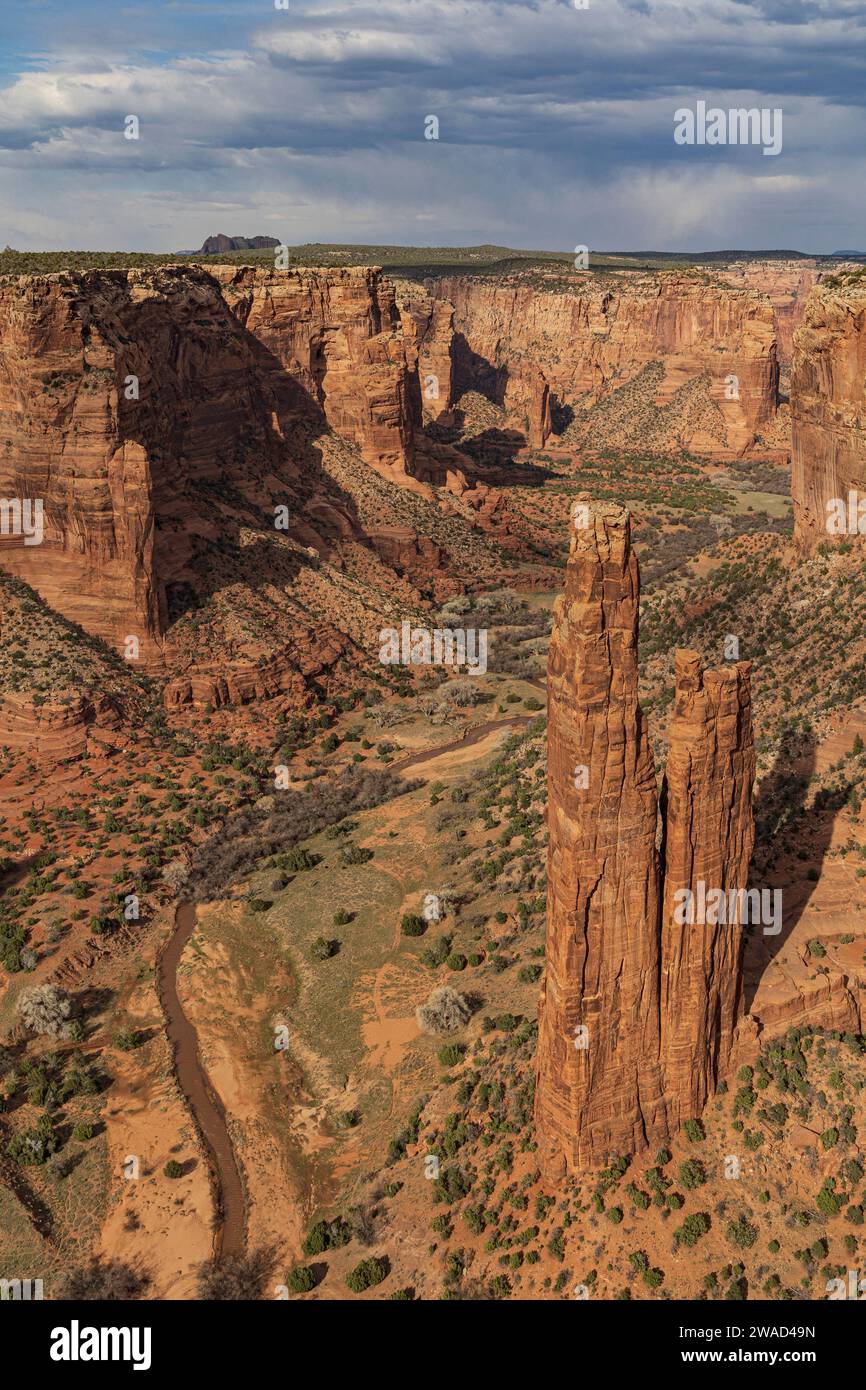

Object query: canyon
[3,250,866,1302]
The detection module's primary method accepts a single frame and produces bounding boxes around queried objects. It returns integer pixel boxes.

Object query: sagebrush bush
[416,986,471,1035]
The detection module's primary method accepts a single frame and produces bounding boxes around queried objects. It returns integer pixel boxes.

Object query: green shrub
[678,1159,705,1190]
[676,1212,710,1248]
[274,847,321,873]
[727,1215,757,1249]
[401,913,426,937]
[339,844,374,867]
[345,1257,387,1293]
[164,1160,184,1179]
[311,936,339,960]
[285,1265,316,1293]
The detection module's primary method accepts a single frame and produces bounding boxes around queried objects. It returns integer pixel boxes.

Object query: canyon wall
[431,272,778,456]
[0,265,421,663]
[536,502,756,1175]
[791,277,866,548]
[715,260,823,366]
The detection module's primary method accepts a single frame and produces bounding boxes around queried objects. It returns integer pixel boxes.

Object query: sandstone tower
[536,501,755,1176]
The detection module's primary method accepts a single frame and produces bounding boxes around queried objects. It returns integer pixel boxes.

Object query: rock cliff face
[791,278,866,548]
[398,285,455,420]
[536,503,756,1175]
[660,650,755,1132]
[0,265,422,663]
[715,260,823,366]
[536,501,665,1177]
[0,691,123,762]
[431,273,778,456]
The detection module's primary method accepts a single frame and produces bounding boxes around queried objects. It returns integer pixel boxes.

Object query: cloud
[0,0,863,250]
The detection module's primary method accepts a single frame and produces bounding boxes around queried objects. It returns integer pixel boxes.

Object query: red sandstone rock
[660,650,756,1131]
[715,260,823,366]
[536,507,757,1175]
[0,264,423,665]
[536,500,666,1176]
[398,285,455,419]
[0,691,122,763]
[791,278,866,548]
[432,272,778,457]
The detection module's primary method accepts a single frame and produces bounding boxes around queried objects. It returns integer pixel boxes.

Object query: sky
[0,0,863,253]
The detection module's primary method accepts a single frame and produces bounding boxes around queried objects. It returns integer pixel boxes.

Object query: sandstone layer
[398,285,455,420]
[431,272,778,456]
[791,277,866,547]
[0,691,122,762]
[536,503,757,1175]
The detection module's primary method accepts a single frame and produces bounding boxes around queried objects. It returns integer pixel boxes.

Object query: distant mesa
[195,233,281,255]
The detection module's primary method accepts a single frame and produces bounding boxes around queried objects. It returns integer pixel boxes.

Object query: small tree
[311,936,339,960]
[727,1215,758,1250]
[676,1212,710,1248]
[285,1265,316,1294]
[678,1158,706,1190]
[16,984,73,1039]
[416,986,471,1035]
[162,859,190,896]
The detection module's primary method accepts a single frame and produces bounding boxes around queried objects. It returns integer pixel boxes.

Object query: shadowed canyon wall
[536,502,756,1176]
[0,264,422,663]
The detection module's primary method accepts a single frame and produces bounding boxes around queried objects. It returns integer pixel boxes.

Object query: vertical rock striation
[537,504,756,1175]
[660,650,755,1131]
[536,501,665,1177]
[791,277,866,548]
